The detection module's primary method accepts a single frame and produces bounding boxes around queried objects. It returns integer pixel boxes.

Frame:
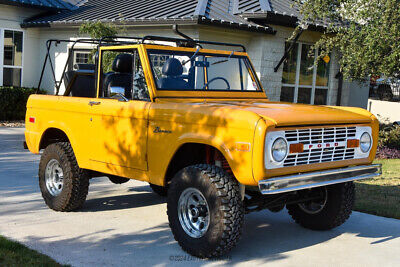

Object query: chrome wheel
[178,188,210,238]
[45,159,64,196]
[298,187,328,214]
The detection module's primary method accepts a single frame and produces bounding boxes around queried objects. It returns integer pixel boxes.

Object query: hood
[202,101,372,126]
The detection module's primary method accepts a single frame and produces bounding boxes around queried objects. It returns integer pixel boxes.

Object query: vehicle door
[88,47,151,172]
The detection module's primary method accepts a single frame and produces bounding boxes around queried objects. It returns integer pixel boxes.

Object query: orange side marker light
[347,139,360,148]
[289,143,304,154]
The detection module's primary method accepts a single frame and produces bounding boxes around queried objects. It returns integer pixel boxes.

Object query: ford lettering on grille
[284,127,356,166]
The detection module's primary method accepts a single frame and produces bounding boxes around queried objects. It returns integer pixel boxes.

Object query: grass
[0,235,67,266]
[354,159,400,219]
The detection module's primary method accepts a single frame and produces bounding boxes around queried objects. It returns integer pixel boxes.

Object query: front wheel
[149,183,168,196]
[39,142,90,211]
[287,182,355,230]
[167,164,244,258]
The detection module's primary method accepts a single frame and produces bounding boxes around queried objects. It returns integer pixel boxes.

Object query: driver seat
[103,53,133,98]
[157,58,189,90]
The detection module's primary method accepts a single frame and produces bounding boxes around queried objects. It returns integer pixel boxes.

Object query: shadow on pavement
[82,191,165,212]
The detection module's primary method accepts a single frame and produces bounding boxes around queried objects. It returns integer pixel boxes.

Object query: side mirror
[109,86,128,102]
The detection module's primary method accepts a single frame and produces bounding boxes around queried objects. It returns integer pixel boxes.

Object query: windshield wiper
[211,51,234,65]
[182,46,200,65]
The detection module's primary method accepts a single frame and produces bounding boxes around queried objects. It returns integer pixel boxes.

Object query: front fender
[147,123,258,186]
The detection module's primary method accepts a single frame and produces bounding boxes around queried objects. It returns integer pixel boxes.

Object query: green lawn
[354,159,400,219]
[0,235,67,266]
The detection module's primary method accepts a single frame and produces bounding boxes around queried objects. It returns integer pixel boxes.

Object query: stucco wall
[0,4,42,88]
[341,80,370,108]
[367,99,400,123]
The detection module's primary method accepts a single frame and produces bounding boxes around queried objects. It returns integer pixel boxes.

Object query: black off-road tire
[108,175,130,184]
[39,142,90,211]
[287,182,355,230]
[167,164,244,258]
[149,183,168,196]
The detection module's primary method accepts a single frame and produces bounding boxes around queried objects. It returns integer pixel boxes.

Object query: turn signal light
[289,143,304,153]
[29,117,35,123]
[347,139,360,148]
[235,142,250,152]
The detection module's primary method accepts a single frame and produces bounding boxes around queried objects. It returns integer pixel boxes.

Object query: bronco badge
[153,126,172,134]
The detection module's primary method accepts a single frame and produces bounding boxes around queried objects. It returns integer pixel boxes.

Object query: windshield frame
[143,45,267,99]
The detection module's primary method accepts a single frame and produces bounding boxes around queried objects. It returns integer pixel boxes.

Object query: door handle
[88,101,101,106]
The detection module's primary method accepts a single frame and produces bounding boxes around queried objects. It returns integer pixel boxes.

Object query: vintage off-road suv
[25,34,381,258]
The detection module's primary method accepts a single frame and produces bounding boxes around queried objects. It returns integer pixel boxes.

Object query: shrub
[0,87,46,121]
[376,147,400,159]
[378,125,400,150]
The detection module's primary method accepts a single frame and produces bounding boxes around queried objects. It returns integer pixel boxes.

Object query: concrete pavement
[0,127,399,266]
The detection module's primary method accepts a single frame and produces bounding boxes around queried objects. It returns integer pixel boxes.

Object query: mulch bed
[376,147,400,159]
[0,121,25,128]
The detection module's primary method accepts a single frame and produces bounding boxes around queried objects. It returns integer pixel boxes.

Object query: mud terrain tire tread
[167,164,244,258]
[39,142,89,211]
[287,182,355,230]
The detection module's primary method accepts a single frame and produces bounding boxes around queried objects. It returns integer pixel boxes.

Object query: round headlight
[360,132,372,153]
[271,137,288,162]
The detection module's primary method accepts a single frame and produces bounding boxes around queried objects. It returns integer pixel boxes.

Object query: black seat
[74,63,95,71]
[64,64,96,98]
[103,53,133,98]
[157,58,189,90]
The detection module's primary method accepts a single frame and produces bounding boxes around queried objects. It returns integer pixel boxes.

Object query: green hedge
[0,86,46,121]
[379,124,400,150]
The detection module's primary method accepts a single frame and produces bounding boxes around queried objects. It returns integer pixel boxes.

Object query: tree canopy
[295,0,400,80]
[79,21,118,40]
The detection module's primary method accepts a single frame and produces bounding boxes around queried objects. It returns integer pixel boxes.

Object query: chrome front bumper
[258,164,382,195]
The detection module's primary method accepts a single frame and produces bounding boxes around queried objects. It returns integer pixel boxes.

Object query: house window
[74,52,90,65]
[1,29,23,87]
[281,42,330,105]
[151,55,170,68]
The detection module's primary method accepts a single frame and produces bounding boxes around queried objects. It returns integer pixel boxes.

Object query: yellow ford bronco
[25,34,381,258]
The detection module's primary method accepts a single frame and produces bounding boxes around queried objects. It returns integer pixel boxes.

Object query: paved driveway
[0,127,399,266]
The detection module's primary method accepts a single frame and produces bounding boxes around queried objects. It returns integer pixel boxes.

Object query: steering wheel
[202,77,230,90]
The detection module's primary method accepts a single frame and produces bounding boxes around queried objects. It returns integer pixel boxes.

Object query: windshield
[148,49,261,91]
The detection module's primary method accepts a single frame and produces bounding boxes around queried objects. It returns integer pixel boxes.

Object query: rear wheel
[39,142,89,211]
[167,164,244,258]
[287,182,355,230]
[108,175,130,184]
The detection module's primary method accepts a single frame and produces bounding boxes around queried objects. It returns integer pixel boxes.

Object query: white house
[0,0,370,108]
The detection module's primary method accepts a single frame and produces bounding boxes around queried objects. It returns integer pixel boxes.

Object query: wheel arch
[162,141,235,186]
[38,126,87,169]
[39,127,70,150]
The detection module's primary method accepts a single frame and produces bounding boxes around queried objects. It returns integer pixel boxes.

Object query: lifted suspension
[244,187,326,214]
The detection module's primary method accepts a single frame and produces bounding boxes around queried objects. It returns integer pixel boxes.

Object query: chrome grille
[284,127,356,167]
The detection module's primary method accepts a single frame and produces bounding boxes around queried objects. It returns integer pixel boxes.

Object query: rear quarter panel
[25,95,93,169]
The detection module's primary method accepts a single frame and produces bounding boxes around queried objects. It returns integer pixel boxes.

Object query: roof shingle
[235,0,300,18]
[1,0,75,10]
[21,0,274,33]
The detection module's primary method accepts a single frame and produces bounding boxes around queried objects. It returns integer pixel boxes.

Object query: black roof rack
[140,35,246,52]
[38,34,247,93]
[99,35,246,52]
